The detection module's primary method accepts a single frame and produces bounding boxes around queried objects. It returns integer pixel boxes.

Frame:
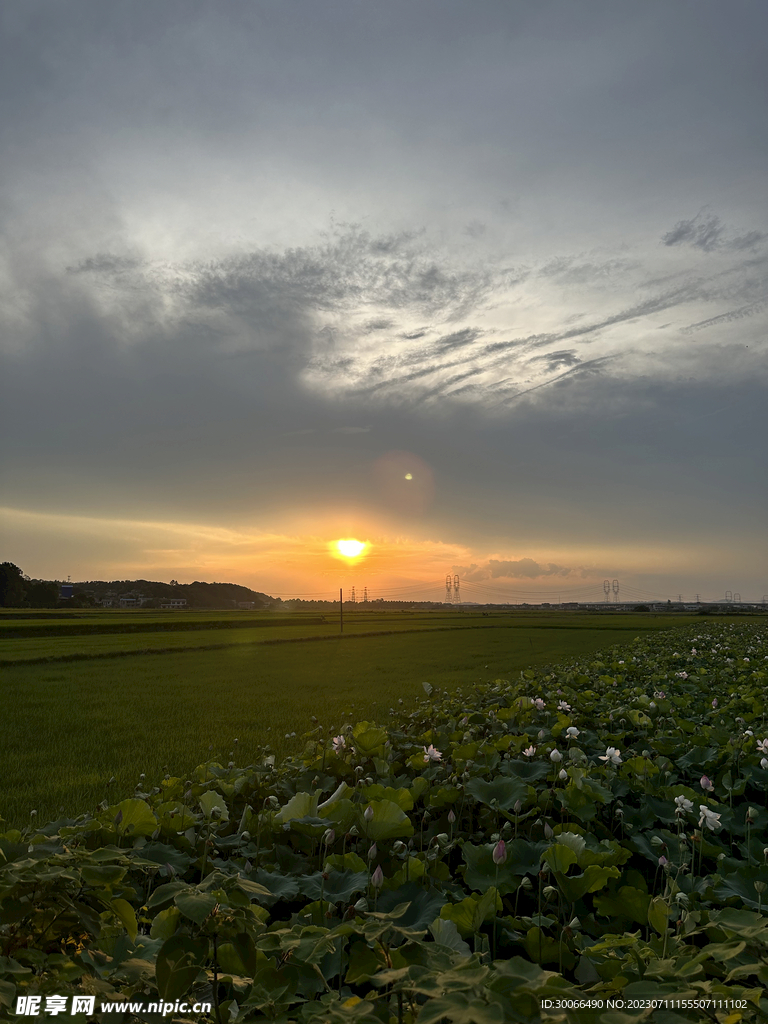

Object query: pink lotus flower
[492,839,507,865]
[523,745,536,757]
[700,775,714,792]
[332,735,346,752]
[423,744,443,762]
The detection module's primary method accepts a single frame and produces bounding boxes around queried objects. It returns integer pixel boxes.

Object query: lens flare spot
[404,473,413,480]
[336,538,366,558]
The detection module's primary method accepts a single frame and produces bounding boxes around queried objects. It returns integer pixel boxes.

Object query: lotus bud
[364,805,374,821]
[348,825,360,837]
[550,749,562,762]
[436,833,450,847]
[514,800,522,813]
[492,839,507,865]
[558,769,567,780]
[322,828,336,846]
[747,807,758,824]
[659,855,668,867]
[367,842,377,861]
[392,841,407,854]
[755,881,767,894]
[371,865,384,889]
[448,809,456,824]
[538,730,546,741]
[544,822,554,840]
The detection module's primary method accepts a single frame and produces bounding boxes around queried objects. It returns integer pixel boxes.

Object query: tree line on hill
[0,563,274,610]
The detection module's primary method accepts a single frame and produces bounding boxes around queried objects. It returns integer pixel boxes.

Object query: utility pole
[340,588,343,633]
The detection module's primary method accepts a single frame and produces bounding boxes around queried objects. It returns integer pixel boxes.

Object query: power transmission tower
[363,586,368,603]
[603,580,610,603]
[453,574,461,605]
[445,574,453,604]
[612,579,619,604]
[350,586,356,604]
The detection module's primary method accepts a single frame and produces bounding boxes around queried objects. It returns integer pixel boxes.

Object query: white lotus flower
[675,795,693,813]
[423,744,443,762]
[599,747,622,765]
[699,805,722,831]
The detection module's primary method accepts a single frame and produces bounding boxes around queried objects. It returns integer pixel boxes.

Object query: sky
[1,0,766,604]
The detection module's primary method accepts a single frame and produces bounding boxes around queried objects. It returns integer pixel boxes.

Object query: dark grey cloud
[662,213,767,254]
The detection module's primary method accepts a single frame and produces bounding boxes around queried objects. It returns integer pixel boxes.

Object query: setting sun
[335,538,366,558]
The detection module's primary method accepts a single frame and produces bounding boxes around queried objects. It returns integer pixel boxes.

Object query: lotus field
[3,620,768,1023]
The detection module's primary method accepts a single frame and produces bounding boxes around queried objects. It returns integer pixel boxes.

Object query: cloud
[662,213,766,254]
[662,212,725,252]
[456,558,576,581]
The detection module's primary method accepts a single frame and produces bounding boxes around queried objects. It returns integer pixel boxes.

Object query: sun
[335,538,366,558]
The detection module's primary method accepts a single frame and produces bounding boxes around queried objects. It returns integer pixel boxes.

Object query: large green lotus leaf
[345,942,386,984]
[542,845,577,874]
[250,869,300,906]
[524,927,563,967]
[361,799,414,840]
[352,722,388,758]
[149,906,180,941]
[106,798,158,837]
[363,784,413,811]
[555,864,620,902]
[289,815,335,838]
[462,843,529,895]
[648,896,671,935]
[429,917,471,956]
[465,777,527,811]
[427,785,462,810]
[376,882,446,929]
[275,792,319,824]
[133,841,194,875]
[501,760,552,783]
[80,864,127,886]
[416,993,505,1024]
[440,888,500,939]
[709,907,768,940]
[323,798,356,832]
[174,889,218,926]
[594,885,651,926]
[712,870,768,912]
[199,791,229,822]
[324,852,368,874]
[155,934,209,1002]
[299,870,369,903]
[110,898,138,942]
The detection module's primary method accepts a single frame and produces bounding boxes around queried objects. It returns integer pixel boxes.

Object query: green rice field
[0,607,736,825]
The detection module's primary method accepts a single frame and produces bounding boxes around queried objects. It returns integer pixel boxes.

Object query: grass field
[0,608,732,825]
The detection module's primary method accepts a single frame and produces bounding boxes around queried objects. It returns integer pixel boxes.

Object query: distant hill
[71,578,276,610]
